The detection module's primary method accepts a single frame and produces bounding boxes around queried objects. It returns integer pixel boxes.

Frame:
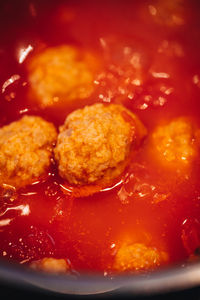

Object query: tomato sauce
[1,0,200,275]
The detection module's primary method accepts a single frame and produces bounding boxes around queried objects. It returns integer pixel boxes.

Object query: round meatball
[113,243,168,272]
[150,117,200,169]
[27,45,100,107]
[30,258,70,274]
[0,115,57,188]
[54,103,147,185]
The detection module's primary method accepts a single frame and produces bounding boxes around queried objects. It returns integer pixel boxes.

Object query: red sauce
[1,0,200,275]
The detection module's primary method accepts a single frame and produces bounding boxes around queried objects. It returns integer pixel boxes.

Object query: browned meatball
[30,258,70,274]
[54,103,147,185]
[0,116,57,188]
[150,117,200,170]
[27,45,100,107]
[113,242,168,272]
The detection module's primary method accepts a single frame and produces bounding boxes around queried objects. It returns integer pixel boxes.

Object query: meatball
[113,243,168,272]
[150,117,200,169]
[0,115,57,188]
[30,258,70,274]
[27,45,100,107]
[54,103,147,185]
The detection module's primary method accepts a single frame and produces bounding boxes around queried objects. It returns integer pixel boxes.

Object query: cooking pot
[1,259,200,295]
[1,0,200,297]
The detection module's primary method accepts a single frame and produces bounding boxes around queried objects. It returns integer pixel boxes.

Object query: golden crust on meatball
[113,242,168,272]
[0,115,57,188]
[150,117,200,169]
[30,258,70,274]
[27,45,100,107]
[54,103,147,185]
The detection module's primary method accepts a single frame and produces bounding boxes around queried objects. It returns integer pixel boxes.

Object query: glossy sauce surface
[0,0,200,275]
